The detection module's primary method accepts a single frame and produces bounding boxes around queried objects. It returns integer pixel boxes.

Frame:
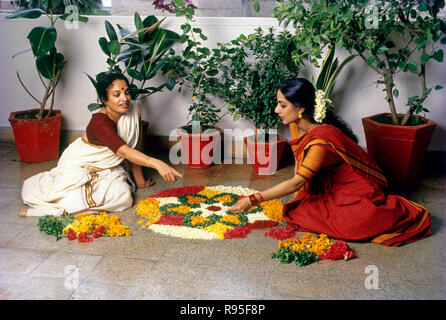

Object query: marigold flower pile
[63,211,131,242]
[271,232,355,267]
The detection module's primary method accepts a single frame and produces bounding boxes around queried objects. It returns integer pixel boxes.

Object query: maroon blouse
[86,113,126,154]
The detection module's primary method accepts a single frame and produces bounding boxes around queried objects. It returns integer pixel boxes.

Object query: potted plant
[161,0,224,168]
[215,27,301,174]
[6,1,89,162]
[86,12,181,152]
[274,0,445,184]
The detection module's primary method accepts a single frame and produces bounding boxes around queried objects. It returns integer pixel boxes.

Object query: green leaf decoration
[166,76,176,90]
[366,55,376,66]
[421,53,431,64]
[27,26,57,57]
[35,51,64,80]
[432,50,444,62]
[88,103,102,112]
[107,40,121,56]
[5,8,45,19]
[134,12,145,42]
[98,37,111,57]
[127,68,144,81]
[253,0,260,13]
[407,61,418,73]
[105,20,118,41]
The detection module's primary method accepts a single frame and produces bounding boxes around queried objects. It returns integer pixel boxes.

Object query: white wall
[1,14,445,150]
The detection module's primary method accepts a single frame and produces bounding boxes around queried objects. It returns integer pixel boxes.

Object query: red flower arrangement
[155,215,184,226]
[264,224,296,240]
[224,226,252,239]
[149,186,205,198]
[206,205,221,212]
[319,240,355,261]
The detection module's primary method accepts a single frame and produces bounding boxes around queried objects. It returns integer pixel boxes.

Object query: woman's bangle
[256,192,264,202]
[248,193,263,208]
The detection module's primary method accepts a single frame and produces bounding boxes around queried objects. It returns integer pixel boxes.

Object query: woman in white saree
[20,72,182,217]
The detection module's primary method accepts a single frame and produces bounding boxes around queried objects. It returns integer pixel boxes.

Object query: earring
[297,112,302,119]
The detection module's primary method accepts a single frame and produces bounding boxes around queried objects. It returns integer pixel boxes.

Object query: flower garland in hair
[313,89,332,123]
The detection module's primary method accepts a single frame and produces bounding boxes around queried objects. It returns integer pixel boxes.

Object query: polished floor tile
[0,142,444,300]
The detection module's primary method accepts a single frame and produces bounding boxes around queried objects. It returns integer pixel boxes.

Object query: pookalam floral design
[136,185,284,240]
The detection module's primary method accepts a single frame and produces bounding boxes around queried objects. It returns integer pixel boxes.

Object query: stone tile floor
[0,141,445,300]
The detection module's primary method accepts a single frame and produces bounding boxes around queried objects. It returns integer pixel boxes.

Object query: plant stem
[384,70,399,125]
[16,71,42,106]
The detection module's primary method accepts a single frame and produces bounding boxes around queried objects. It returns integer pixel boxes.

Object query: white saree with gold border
[21,104,140,216]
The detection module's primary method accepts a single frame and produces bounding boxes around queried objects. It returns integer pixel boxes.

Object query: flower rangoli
[136,185,283,240]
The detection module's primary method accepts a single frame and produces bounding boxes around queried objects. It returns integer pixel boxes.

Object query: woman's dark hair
[96,72,130,103]
[279,78,358,143]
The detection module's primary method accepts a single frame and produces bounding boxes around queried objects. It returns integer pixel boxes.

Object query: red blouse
[86,113,126,154]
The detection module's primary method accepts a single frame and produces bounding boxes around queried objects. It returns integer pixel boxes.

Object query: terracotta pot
[176,126,222,168]
[9,109,62,162]
[244,135,287,175]
[362,113,436,185]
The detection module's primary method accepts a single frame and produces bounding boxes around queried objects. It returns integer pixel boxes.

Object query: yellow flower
[136,198,160,218]
[201,222,233,239]
[187,195,207,205]
[214,195,232,203]
[62,211,131,237]
[198,187,220,198]
[260,199,284,221]
[220,214,241,224]
[190,216,210,225]
[168,205,191,214]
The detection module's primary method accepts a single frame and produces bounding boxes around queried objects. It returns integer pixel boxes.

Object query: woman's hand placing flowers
[229,193,263,214]
[152,159,183,183]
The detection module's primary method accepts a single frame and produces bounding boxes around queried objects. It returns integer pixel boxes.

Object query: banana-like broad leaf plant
[87,13,180,111]
[6,2,88,119]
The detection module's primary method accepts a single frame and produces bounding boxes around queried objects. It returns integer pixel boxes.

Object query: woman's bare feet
[137,179,156,188]
[18,207,28,217]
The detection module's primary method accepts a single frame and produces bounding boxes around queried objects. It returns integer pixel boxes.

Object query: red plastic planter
[177,126,222,168]
[9,109,62,162]
[244,135,287,175]
[362,113,436,185]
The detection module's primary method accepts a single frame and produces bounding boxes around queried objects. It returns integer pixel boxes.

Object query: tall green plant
[161,0,222,132]
[87,13,180,111]
[274,0,446,126]
[6,2,89,119]
[216,27,301,133]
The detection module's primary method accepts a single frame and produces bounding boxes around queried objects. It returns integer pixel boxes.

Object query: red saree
[284,124,431,246]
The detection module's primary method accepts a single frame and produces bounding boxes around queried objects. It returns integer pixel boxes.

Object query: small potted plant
[6,2,89,162]
[274,0,445,184]
[216,27,301,174]
[161,0,223,168]
[86,12,181,152]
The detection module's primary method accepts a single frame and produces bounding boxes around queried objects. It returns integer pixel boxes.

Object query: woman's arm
[116,144,183,183]
[229,173,306,213]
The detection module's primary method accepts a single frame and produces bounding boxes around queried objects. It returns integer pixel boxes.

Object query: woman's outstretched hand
[229,196,251,214]
[154,160,183,183]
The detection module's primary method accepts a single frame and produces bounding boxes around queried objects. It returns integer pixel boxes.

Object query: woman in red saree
[230,78,430,246]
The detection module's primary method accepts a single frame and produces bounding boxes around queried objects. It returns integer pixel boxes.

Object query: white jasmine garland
[314,89,332,123]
